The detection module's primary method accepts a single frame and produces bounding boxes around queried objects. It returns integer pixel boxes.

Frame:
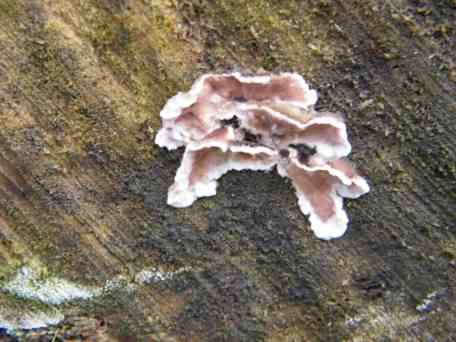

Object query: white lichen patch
[102,274,135,294]
[135,269,173,284]
[0,264,191,335]
[101,266,191,294]
[134,266,191,285]
[2,267,97,305]
[0,309,63,332]
[2,265,191,306]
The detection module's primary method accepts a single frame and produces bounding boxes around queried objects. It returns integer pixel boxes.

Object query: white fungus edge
[167,141,278,208]
[288,153,369,239]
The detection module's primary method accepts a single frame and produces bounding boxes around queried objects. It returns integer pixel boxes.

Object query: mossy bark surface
[0,0,455,341]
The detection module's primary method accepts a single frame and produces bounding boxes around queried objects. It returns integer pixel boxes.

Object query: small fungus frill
[155,73,369,240]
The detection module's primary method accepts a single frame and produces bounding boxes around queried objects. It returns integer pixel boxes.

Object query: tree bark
[0,0,455,341]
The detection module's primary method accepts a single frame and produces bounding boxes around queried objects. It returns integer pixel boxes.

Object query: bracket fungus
[155,73,369,240]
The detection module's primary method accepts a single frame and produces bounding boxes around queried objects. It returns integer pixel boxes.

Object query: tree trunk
[0,0,455,341]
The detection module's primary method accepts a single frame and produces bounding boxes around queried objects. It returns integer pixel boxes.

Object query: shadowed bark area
[0,0,455,341]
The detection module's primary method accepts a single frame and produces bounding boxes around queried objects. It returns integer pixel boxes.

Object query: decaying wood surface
[0,0,455,341]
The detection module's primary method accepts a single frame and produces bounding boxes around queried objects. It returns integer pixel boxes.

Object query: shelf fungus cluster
[155,73,369,240]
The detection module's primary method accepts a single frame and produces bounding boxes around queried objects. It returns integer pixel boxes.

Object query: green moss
[441,240,456,260]
[0,0,22,18]
[176,0,338,73]
[0,292,58,315]
[0,263,20,284]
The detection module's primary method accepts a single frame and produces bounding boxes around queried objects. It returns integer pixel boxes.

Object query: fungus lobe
[155,73,369,240]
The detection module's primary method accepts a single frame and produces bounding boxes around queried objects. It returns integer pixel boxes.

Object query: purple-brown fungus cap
[155,73,369,240]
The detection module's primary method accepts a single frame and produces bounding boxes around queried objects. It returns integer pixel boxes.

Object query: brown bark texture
[0,0,455,341]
